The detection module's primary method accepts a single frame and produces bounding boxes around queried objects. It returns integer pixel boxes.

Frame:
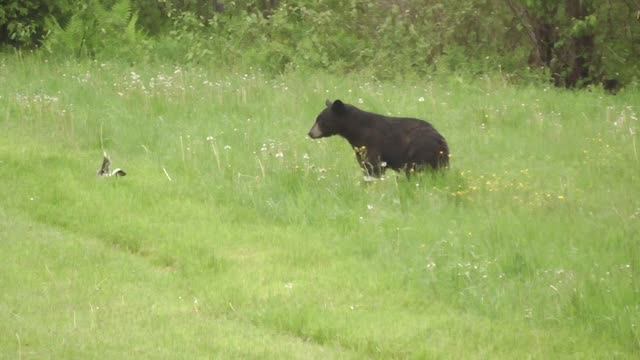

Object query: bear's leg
[355,149,384,177]
[404,163,419,179]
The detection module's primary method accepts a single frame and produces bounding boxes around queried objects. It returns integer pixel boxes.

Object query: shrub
[42,0,146,61]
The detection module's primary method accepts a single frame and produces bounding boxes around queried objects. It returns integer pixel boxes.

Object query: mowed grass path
[1,56,639,358]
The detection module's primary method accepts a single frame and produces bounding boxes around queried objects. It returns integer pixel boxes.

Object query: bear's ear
[332,99,346,114]
[325,99,332,108]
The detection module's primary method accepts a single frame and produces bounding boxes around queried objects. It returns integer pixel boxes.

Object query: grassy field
[0,55,639,359]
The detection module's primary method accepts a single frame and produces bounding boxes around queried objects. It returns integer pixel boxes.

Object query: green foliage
[150,0,518,78]
[43,0,146,61]
[0,0,74,47]
[2,0,639,85]
[130,0,170,35]
[592,1,640,85]
[509,0,640,87]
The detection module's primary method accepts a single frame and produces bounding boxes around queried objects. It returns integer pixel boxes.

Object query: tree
[506,0,639,88]
[0,0,74,48]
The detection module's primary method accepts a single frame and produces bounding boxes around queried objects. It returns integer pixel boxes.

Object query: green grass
[1,55,639,359]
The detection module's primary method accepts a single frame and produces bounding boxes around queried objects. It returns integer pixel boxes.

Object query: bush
[42,0,146,62]
[0,0,74,48]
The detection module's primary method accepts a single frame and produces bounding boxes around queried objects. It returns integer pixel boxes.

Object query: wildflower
[275,151,284,158]
[367,204,374,210]
[302,153,309,160]
[206,136,214,142]
[224,145,231,150]
[358,98,364,104]
[418,96,425,102]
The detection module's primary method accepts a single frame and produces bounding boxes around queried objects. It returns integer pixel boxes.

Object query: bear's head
[308,99,348,139]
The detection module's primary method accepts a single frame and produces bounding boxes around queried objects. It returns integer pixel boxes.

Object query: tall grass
[1,55,639,358]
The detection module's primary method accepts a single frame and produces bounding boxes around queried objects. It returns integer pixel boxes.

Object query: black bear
[308,99,449,177]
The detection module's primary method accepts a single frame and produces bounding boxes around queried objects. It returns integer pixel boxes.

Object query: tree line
[1,0,639,88]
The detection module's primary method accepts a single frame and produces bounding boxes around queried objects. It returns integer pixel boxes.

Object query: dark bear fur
[308,99,449,177]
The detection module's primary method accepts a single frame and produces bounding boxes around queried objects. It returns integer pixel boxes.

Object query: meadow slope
[1,57,639,359]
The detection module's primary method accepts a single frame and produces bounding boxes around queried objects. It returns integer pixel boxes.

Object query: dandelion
[558,195,565,200]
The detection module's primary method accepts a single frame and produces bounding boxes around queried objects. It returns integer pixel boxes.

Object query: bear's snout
[308,122,323,139]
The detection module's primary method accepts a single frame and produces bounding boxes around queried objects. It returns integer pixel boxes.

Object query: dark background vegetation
[1,0,639,88]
